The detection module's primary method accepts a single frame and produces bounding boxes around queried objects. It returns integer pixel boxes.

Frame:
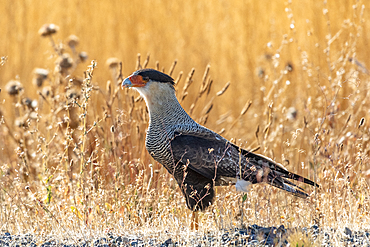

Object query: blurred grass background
[2,0,368,114]
[1,0,369,165]
[0,0,370,241]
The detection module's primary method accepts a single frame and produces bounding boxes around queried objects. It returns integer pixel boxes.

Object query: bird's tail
[266,162,320,198]
[266,163,319,198]
[243,152,320,198]
[270,177,310,198]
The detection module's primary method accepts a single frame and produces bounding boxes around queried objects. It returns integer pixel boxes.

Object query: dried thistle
[106,57,120,69]
[42,86,53,97]
[32,68,49,87]
[38,24,59,37]
[22,98,37,110]
[56,54,73,74]
[21,98,32,108]
[5,80,23,96]
[286,106,298,120]
[79,52,88,62]
[67,34,79,48]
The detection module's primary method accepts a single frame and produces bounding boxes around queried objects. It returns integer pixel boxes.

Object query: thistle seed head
[67,34,79,48]
[79,52,88,62]
[5,80,23,96]
[38,24,59,37]
[32,68,49,87]
[56,54,73,73]
[106,57,120,69]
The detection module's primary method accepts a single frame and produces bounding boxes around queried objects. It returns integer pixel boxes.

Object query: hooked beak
[122,77,133,88]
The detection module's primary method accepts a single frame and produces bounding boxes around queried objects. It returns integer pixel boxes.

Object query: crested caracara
[122,68,319,211]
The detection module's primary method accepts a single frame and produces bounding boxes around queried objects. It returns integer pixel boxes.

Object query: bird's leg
[190,211,199,230]
[240,193,245,228]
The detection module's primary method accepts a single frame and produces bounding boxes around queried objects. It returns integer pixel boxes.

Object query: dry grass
[1,0,370,245]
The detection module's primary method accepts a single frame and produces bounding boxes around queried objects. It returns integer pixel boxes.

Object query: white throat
[133,81,195,126]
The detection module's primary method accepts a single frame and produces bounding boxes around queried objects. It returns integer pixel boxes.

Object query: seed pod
[286,106,298,120]
[67,34,79,48]
[106,57,120,69]
[38,24,59,37]
[57,54,73,69]
[241,101,252,116]
[143,53,150,69]
[79,52,88,62]
[5,80,23,96]
[21,97,32,108]
[32,68,49,87]
[168,60,177,76]
[216,82,230,96]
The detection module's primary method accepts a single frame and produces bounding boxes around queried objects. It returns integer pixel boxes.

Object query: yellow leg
[190,211,199,230]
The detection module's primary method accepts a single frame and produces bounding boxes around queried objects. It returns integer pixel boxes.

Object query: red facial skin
[129,75,147,87]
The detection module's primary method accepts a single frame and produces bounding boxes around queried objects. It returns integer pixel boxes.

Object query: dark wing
[169,131,235,211]
[170,131,238,181]
[170,131,319,199]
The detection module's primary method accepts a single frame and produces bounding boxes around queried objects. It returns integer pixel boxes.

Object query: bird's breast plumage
[144,105,198,171]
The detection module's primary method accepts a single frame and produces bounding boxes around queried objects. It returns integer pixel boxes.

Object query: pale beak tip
[122,78,132,88]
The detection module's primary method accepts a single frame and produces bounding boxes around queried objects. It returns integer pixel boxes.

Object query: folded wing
[170,131,318,200]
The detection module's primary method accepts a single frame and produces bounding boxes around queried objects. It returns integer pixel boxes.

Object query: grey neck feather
[149,93,193,124]
[135,81,198,133]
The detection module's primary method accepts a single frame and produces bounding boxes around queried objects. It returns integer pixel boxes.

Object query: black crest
[134,68,174,85]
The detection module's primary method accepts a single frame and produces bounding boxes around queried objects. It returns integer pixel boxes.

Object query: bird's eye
[142,76,149,82]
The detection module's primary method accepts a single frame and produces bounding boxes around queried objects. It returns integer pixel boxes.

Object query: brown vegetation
[0,0,369,245]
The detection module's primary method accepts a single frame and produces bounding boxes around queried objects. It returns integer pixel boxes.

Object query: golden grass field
[1,0,370,245]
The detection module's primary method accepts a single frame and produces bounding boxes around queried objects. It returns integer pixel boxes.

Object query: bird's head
[122,68,174,89]
[122,68,176,106]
